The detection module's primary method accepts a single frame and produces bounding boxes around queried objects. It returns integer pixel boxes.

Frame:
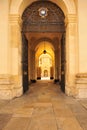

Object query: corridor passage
[0,80,87,130]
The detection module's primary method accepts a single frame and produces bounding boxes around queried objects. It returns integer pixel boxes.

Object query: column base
[54,79,60,83]
[0,75,23,100]
[37,77,41,80]
[75,73,87,98]
[31,79,36,83]
[65,85,75,96]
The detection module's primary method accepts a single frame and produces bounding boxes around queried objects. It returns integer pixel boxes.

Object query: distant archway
[35,40,55,80]
[39,53,52,79]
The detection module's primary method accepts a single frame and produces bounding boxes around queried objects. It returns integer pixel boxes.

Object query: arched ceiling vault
[10,0,76,16]
[35,41,54,59]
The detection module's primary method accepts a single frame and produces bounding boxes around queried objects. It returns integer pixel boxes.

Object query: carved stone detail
[22,1,65,33]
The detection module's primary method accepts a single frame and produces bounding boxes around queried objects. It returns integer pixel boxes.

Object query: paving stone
[54,108,73,117]
[27,118,58,130]
[0,100,9,109]
[79,99,87,110]
[13,107,34,117]
[3,117,30,130]
[56,117,83,130]
[32,106,54,119]
[76,115,87,130]
[34,102,52,107]
[0,80,87,130]
[68,104,87,115]
[52,101,68,109]
[0,114,12,130]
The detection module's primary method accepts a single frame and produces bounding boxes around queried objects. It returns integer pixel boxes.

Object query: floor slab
[0,80,87,130]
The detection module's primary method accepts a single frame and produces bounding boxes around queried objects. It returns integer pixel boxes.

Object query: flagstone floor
[0,80,87,130]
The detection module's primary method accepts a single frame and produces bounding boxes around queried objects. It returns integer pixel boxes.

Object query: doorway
[38,50,53,80]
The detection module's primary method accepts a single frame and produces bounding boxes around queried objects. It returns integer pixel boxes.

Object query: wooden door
[50,67,53,79]
[22,34,29,93]
[61,34,65,92]
[37,67,41,79]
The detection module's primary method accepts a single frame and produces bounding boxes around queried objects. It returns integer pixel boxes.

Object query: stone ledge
[0,74,12,84]
[75,73,87,98]
[75,73,87,88]
[0,84,13,90]
[0,84,23,100]
[76,79,87,85]
[76,73,87,78]
[0,75,23,100]
[75,88,87,98]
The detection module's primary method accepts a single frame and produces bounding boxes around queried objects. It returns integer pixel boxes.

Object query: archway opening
[39,54,52,80]
[35,40,54,80]
[22,0,65,93]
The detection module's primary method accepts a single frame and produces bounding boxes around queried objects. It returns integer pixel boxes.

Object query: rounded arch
[10,0,76,15]
[35,39,54,58]
[36,46,54,79]
[35,37,55,51]
[22,1,65,33]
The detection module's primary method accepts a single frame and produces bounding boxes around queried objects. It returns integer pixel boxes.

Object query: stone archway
[35,40,54,80]
[9,0,78,99]
[10,0,76,15]
[21,1,65,92]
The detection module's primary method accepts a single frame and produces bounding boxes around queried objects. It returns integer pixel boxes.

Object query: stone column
[65,14,78,96]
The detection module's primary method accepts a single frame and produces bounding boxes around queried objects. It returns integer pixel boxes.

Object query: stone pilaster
[0,1,9,74]
[65,14,78,96]
[9,14,22,75]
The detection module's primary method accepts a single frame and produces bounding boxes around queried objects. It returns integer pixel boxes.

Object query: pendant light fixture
[43,39,47,54]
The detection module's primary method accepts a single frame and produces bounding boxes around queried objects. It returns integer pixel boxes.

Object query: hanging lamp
[43,40,47,54]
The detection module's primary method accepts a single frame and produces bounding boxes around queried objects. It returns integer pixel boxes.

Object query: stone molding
[10,0,76,14]
[62,0,76,14]
[75,73,87,98]
[0,74,23,99]
[9,14,21,24]
[75,73,87,85]
[65,14,77,26]
[76,73,87,78]
[0,74,12,85]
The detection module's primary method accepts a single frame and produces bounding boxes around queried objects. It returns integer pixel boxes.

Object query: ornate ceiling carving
[22,1,65,33]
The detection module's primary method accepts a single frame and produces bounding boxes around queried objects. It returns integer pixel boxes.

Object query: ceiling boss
[38,7,48,18]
